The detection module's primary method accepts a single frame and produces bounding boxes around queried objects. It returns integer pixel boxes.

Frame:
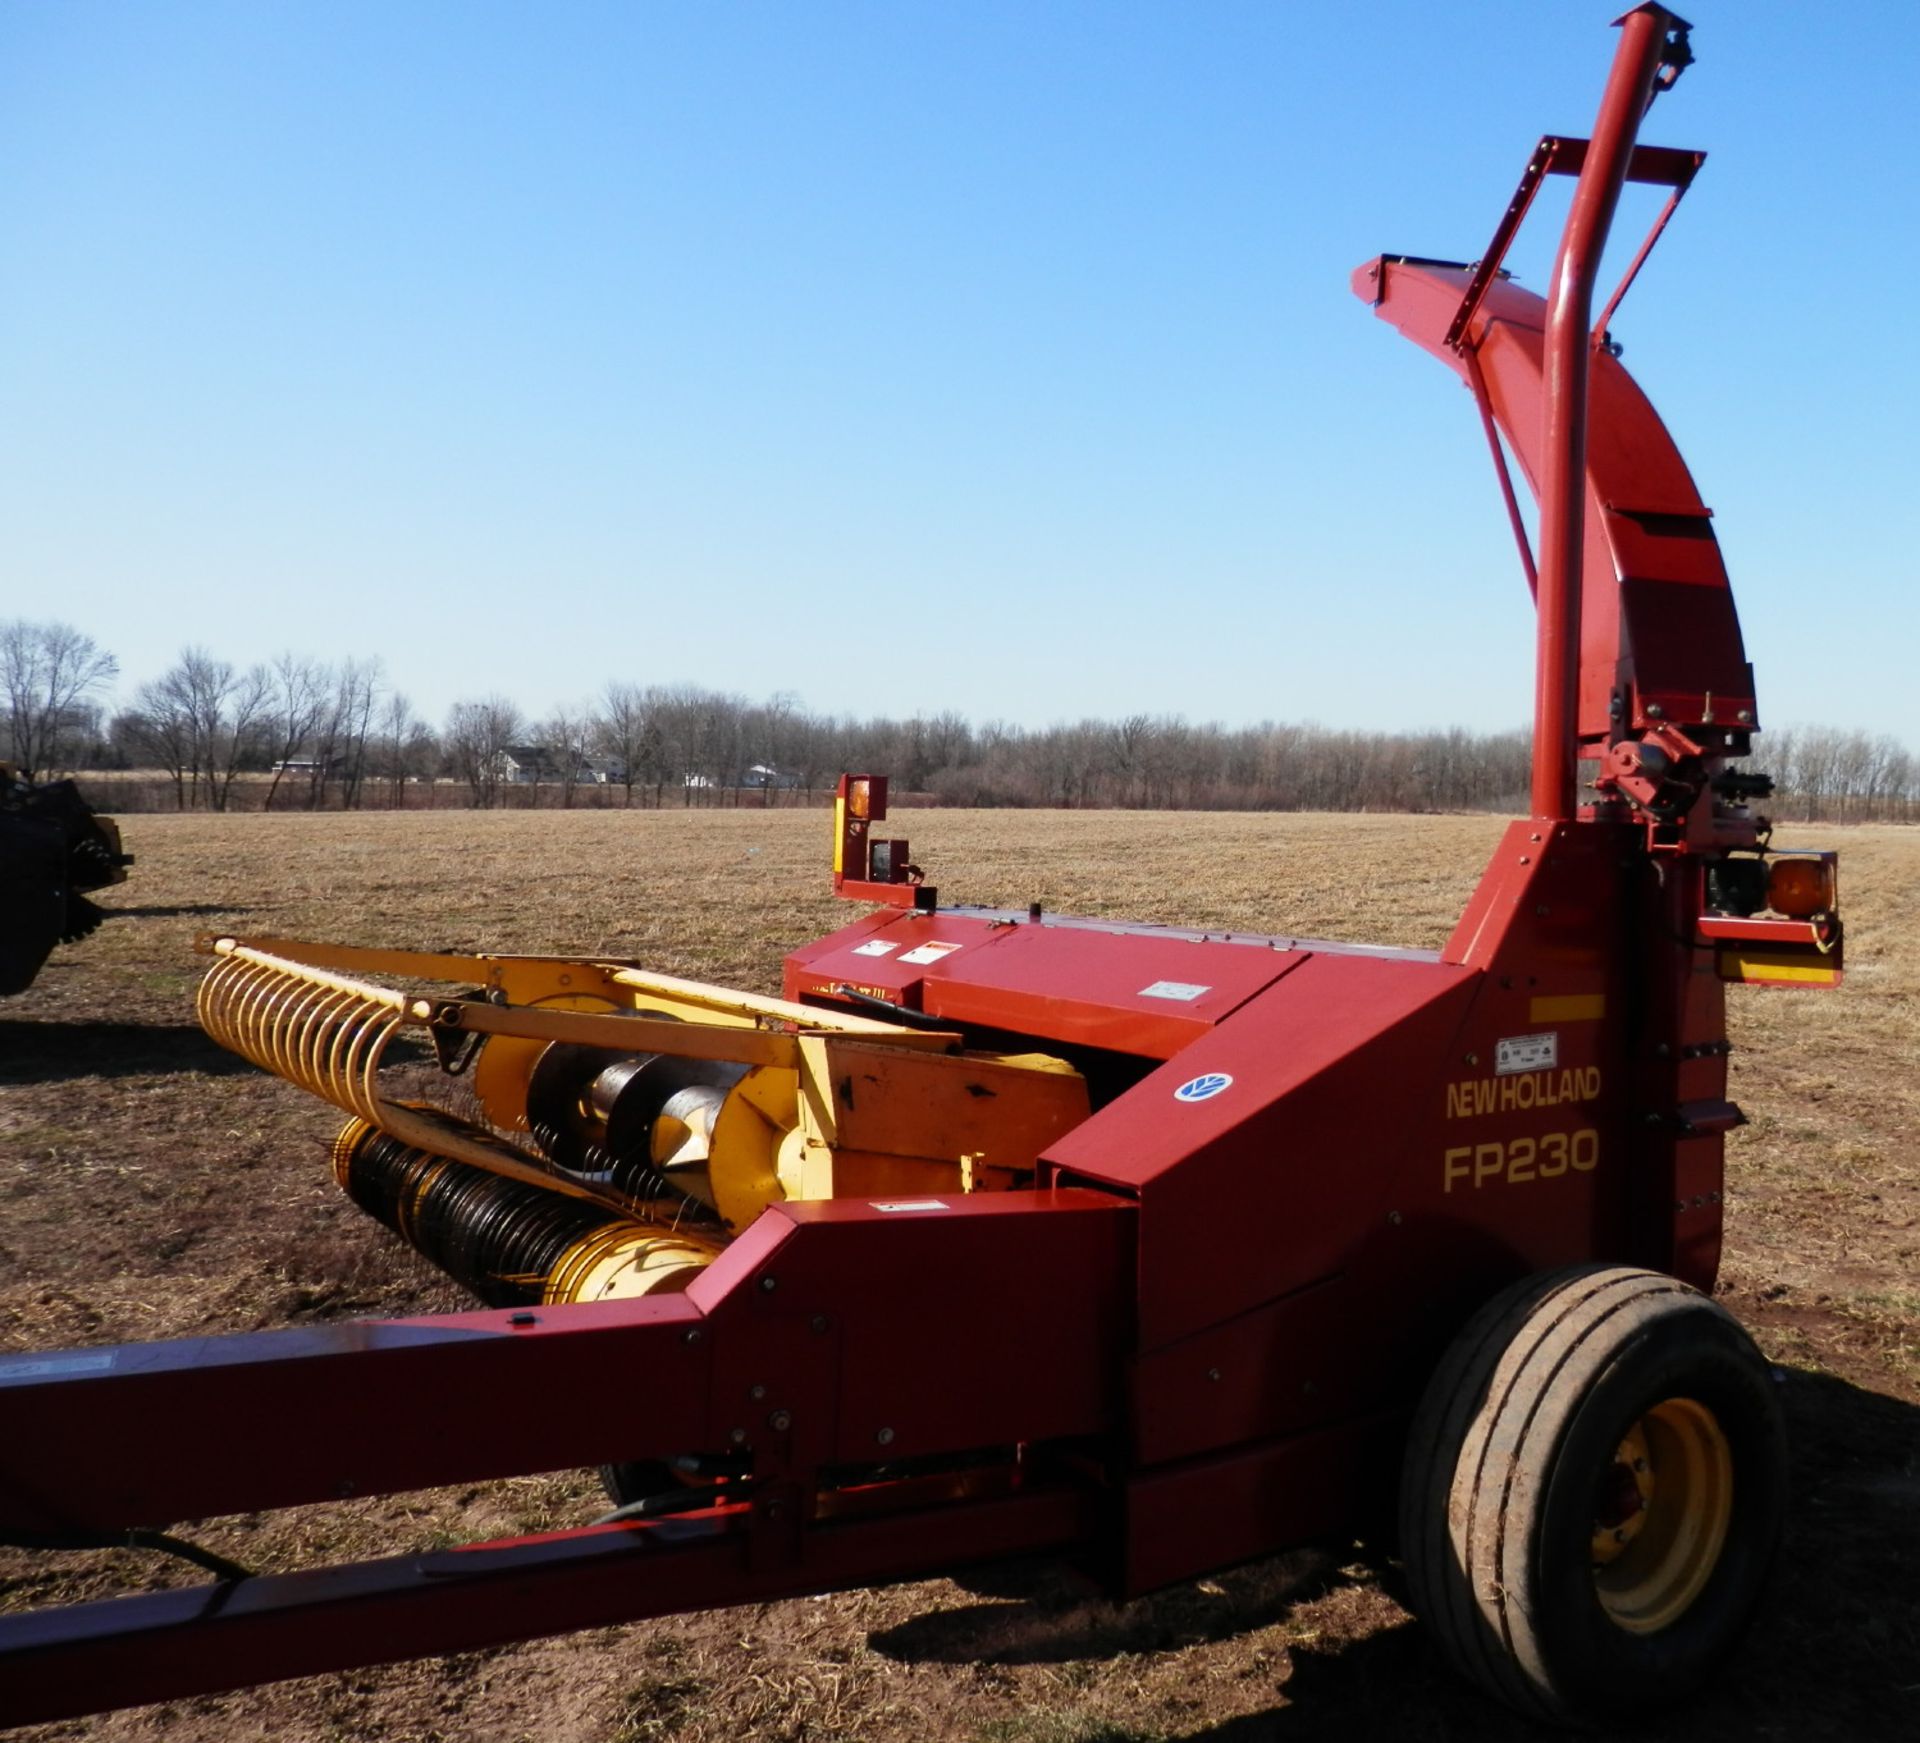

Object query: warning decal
[1140,980,1209,1002]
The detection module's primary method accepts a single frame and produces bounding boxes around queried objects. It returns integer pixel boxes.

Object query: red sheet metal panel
[0,1292,716,1535]
[1355,257,1755,744]
[785,908,1016,1010]
[1119,1412,1396,1596]
[1045,954,1479,1348]
[920,924,1306,1056]
[1128,1275,1358,1467]
[789,909,1307,1057]
[737,1190,1134,1464]
[1115,830,1644,1473]
[0,1190,1131,1538]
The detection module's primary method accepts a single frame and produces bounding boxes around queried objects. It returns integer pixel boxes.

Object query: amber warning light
[1766,854,1835,920]
[1699,850,1841,989]
[832,774,933,910]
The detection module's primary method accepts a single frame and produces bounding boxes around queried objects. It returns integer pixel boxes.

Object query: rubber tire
[1399,1265,1786,1725]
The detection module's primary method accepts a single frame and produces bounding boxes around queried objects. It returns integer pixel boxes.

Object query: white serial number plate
[1496,1033,1558,1075]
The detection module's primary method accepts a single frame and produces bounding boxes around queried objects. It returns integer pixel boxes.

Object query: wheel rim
[1590,1396,1734,1634]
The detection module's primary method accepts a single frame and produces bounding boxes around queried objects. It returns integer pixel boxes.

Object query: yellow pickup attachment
[196,936,1090,1302]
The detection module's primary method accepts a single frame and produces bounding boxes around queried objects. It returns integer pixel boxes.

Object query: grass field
[2,808,1915,1742]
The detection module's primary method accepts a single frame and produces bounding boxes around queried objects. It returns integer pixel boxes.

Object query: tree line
[5,619,1916,822]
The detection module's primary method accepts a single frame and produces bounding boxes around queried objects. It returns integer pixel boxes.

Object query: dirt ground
[2,807,1915,1742]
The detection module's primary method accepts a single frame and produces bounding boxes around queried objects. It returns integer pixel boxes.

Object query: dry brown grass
[2,808,1915,1742]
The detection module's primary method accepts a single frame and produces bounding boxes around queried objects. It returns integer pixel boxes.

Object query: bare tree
[445,696,523,808]
[540,704,595,809]
[117,683,197,809]
[117,647,264,809]
[1108,714,1153,806]
[259,653,330,811]
[308,659,383,809]
[210,664,273,811]
[597,682,651,807]
[1,620,118,778]
[1793,725,1842,823]
[371,691,432,808]
[647,685,717,807]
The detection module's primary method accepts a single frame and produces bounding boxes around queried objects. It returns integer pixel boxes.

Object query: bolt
[729,1427,748,1446]
[769,1410,792,1432]
[1387,1209,1403,1226]
[683,1328,703,1346]
[1529,832,1542,843]
[876,1427,895,1446]
[509,1311,537,1328]
[1634,1458,1648,1473]
[750,1383,767,1400]
[810,1315,830,1334]
[1465,1053,1478,1067]
[1518,855,1531,866]
[1737,709,1753,724]
[1647,704,1665,720]
[1614,1528,1627,1544]
[1535,904,1550,917]
[759,1276,778,1293]
[1653,1042,1670,1058]
[1206,1367,1222,1383]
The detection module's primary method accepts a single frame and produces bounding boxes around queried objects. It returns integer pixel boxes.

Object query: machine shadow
[0,1020,260,1084]
[874,1369,1917,1743]
[872,1549,1349,1668]
[105,903,255,920]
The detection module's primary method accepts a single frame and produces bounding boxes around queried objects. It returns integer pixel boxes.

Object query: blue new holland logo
[1174,1072,1233,1104]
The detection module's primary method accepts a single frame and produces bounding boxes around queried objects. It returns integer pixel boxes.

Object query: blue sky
[3,1,1916,744]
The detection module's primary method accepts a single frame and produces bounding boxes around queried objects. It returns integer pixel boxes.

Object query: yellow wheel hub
[1590,1397,1734,1634]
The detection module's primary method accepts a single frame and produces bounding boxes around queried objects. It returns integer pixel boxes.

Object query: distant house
[496,746,563,784]
[581,757,626,785]
[272,755,345,777]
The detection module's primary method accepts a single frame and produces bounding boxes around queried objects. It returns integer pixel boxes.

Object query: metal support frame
[1534,6,1691,818]
[0,1483,1095,1726]
[1465,346,1539,596]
